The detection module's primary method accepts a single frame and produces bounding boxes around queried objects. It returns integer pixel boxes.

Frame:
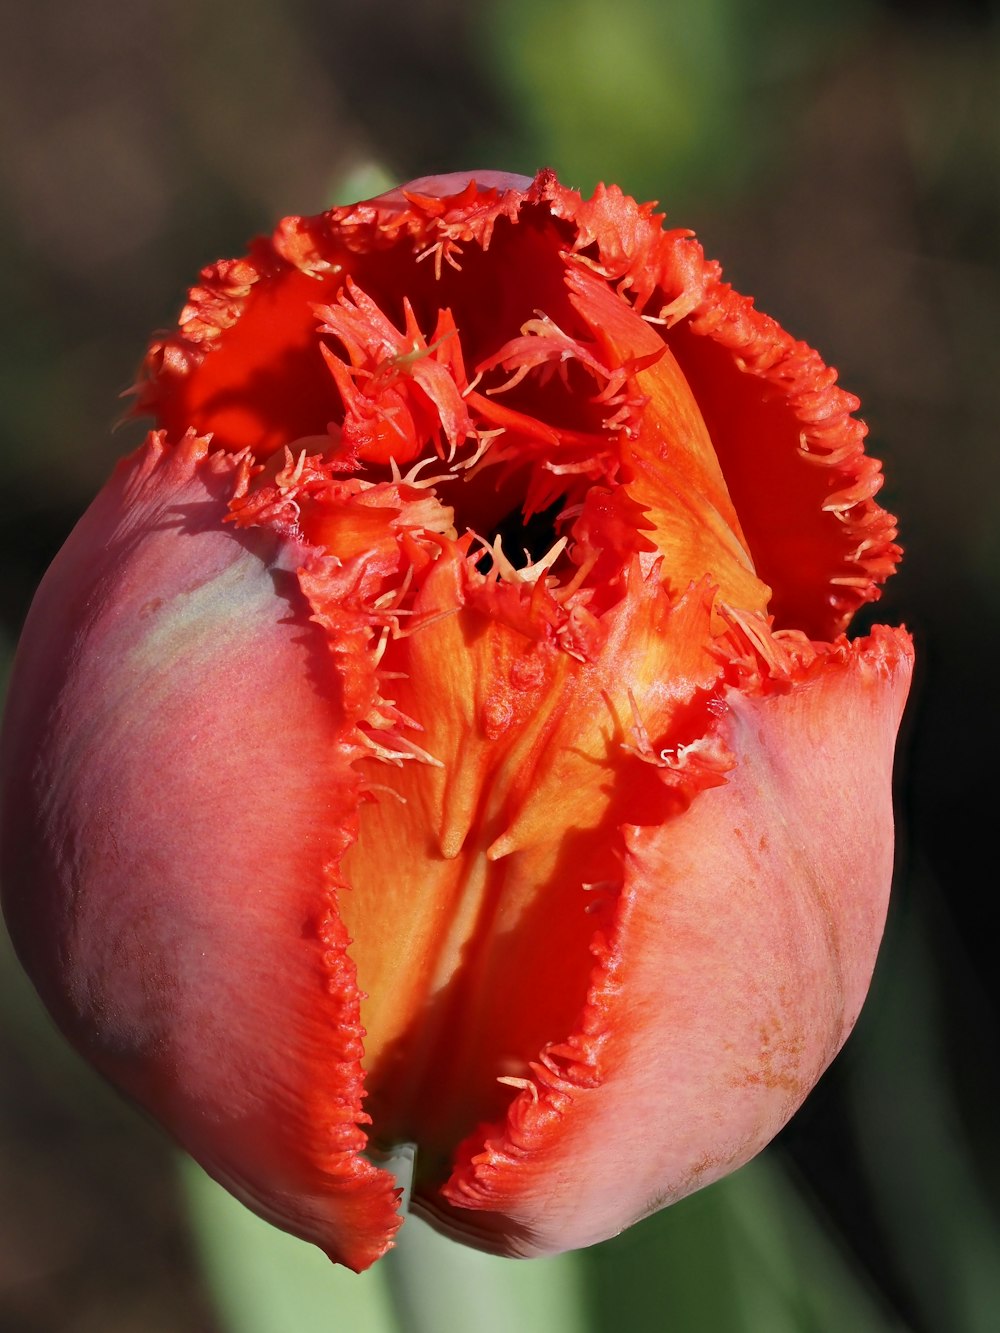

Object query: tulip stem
[383,1214,590,1333]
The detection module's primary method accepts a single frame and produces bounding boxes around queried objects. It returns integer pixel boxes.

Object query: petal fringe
[133,171,899,641]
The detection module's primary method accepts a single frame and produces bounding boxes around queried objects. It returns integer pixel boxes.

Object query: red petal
[135,172,900,641]
[331,561,725,1164]
[667,313,899,639]
[0,433,400,1270]
[143,263,346,456]
[427,627,913,1256]
[562,263,770,615]
[540,176,901,638]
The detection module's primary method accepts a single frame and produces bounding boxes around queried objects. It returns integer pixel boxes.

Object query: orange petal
[336,561,726,1168]
[564,263,770,614]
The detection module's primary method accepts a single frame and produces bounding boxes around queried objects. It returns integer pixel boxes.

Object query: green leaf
[587,1154,906,1333]
[183,1161,590,1333]
[182,1158,398,1333]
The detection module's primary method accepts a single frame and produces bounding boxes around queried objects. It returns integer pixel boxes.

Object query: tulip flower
[0,170,912,1272]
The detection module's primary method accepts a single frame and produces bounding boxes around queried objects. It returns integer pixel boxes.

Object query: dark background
[2,1,998,1329]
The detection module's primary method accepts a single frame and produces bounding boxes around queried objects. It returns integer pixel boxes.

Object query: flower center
[301,277,648,601]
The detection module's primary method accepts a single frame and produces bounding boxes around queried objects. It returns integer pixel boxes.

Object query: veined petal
[0,433,400,1270]
[429,626,913,1256]
[561,263,770,615]
[335,559,728,1175]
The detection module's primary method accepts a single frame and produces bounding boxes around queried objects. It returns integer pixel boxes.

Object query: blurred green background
[2,0,999,1329]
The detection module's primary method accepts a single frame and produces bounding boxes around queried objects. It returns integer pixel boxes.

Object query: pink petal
[0,432,401,1270]
[430,627,913,1256]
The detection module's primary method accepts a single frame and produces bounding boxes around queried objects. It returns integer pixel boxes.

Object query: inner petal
[337,621,597,1163]
[561,265,771,616]
[336,563,725,1173]
[665,309,895,638]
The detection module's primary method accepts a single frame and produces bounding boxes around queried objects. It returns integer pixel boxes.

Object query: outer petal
[0,433,400,1270]
[430,626,913,1256]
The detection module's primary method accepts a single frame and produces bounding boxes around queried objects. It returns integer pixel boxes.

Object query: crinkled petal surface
[1,170,912,1267]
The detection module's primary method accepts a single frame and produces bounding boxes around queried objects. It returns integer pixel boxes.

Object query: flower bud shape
[0,171,913,1271]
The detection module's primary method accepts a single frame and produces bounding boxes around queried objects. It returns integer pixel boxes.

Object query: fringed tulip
[0,170,913,1271]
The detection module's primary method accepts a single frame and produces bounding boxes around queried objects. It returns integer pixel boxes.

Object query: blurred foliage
[185,1163,589,1333]
[480,0,876,205]
[2,0,1000,1330]
[0,927,218,1331]
[848,880,1000,1333]
[183,1160,399,1333]
[184,1151,904,1333]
